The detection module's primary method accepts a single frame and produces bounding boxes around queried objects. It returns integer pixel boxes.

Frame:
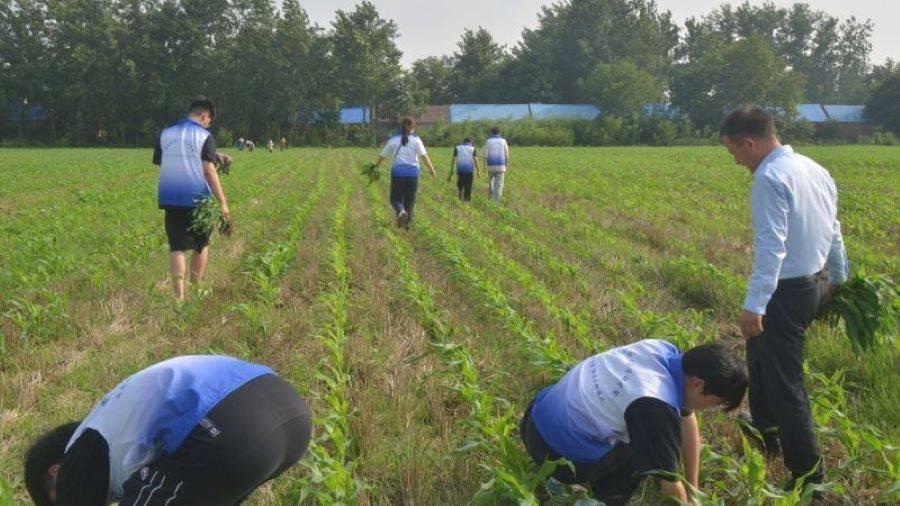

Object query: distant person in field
[280,136,287,151]
[235,137,245,151]
[267,139,274,153]
[153,97,230,302]
[372,116,437,229]
[245,140,255,152]
[24,355,311,505]
[521,340,747,505]
[448,137,480,201]
[482,126,510,201]
[721,107,848,496]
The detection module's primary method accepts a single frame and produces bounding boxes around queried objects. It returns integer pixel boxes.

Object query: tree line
[1,0,897,146]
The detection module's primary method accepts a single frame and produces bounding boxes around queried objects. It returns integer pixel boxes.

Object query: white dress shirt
[745,145,849,314]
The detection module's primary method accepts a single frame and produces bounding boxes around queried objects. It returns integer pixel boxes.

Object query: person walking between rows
[721,107,849,497]
[153,97,230,302]
[482,126,509,201]
[521,340,748,505]
[372,117,436,230]
[24,355,312,505]
[448,137,480,201]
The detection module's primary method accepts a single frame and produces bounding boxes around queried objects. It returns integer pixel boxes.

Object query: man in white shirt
[482,127,510,201]
[721,107,849,494]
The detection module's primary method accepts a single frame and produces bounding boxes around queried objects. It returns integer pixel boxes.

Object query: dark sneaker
[397,210,408,228]
[736,411,781,456]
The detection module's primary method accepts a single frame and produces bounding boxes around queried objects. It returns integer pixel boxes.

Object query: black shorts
[164,207,210,253]
[120,374,312,505]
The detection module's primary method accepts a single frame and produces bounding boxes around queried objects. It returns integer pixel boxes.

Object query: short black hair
[490,126,500,135]
[720,106,775,140]
[463,137,472,144]
[189,96,216,119]
[25,421,81,506]
[682,342,748,412]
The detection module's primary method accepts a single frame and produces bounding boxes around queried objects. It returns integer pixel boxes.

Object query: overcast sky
[293,0,897,67]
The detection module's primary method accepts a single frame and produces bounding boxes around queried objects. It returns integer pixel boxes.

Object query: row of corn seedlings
[414,209,573,378]
[241,174,326,304]
[290,180,363,504]
[363,181,559,504]
[427,194,601,355]
[469,198,584,285]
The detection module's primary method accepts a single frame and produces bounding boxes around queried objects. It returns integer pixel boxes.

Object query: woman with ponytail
[372,116,436,229]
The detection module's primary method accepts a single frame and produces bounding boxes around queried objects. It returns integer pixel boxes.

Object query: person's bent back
[24,355,311,505]
[521,339,747,505]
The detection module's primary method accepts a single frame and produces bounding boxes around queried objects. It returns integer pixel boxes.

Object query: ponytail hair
[401,116,415,146]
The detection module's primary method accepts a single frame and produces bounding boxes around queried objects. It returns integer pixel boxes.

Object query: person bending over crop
[721,107,848,496]
[448,137,480,201]
[24,355,311,505]
[153,97,231,301]
[521,340,747,505]
[372,116,437,230]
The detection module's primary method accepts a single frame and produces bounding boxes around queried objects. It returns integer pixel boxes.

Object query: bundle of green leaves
[360,162,380,184]
[189,198,232,237]
[821,274,897,353]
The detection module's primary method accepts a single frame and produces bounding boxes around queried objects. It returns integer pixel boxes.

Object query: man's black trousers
[747,272,829,478]
[520,401,640,505]
[456,172,474,201]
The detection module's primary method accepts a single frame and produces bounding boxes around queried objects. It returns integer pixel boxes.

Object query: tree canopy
[0,0,887,144]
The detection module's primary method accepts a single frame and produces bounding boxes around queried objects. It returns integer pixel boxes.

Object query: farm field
[1,146,898,504]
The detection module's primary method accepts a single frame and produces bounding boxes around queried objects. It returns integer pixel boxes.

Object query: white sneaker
[397,210,409,228]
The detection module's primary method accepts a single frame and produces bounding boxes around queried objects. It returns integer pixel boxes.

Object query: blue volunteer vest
[66,356,273,497]
[530,339,685,463]
[455,144,476,173]
[157,118,213,208]
[390,134,422,178]
[484,135,507,166]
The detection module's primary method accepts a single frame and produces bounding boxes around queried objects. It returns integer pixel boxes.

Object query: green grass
[0,146,897,504]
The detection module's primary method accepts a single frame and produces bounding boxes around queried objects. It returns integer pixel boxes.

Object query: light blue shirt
[745,145,849,314]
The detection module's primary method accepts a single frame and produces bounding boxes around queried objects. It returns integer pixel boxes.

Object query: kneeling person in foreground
[25,355,312,505]
[521,340,748,505]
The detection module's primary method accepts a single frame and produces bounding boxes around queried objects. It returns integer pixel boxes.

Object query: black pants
[390,176,418,226]
[520,402,640,505]
[120,374,312,505]
[747,272,829,477]
[456,172,474,201]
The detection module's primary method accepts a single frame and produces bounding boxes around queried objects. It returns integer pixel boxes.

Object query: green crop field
[1,146,897,504]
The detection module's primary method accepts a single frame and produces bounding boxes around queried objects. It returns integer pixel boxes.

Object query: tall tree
[504,0,678,102]
[865,71,900,134]
[679,2,873,104]
[410,55,454,104]
[450,28,506,102]
[328,1,402,125]
[578,61,663,115]
[670,36,805,127]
